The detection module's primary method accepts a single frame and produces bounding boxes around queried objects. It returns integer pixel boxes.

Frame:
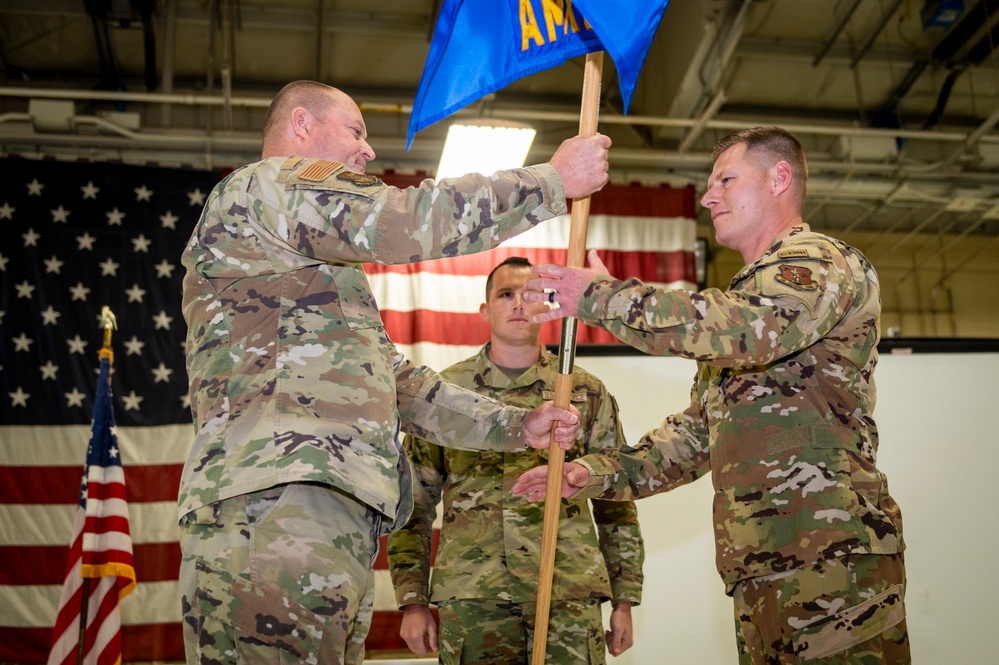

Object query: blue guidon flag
[407,0,670,148]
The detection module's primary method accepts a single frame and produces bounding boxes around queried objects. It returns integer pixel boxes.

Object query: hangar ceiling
[2,0,999,243]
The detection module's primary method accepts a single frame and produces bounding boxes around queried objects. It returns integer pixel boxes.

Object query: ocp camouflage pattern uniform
[388,345,644,664]
[568,224,909,663]
[178,156,569,665]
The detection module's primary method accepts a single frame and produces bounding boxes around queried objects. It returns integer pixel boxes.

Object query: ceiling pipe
[904,105,999,172]
[1,86,996,146]
[3,114,998,199]
[678,90,727,154]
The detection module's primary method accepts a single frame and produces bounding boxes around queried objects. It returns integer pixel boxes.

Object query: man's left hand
[606,602,635,656]
[524,402,581,449]
[524,248,612,322]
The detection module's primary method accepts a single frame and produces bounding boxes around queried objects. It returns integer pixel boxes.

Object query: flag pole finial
[99,306,117,360]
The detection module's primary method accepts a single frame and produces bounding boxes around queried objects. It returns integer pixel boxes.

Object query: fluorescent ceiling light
[435,119,536,181]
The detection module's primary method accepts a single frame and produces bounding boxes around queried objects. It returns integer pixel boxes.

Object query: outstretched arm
[523,248,612,321]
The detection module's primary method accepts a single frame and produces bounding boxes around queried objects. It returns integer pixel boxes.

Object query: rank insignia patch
[337,171,381,186]
[775,265,817,289]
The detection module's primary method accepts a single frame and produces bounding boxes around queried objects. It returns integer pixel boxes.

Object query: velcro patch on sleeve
[774,265,818,290]
[298,159,344,182]
[778,248,810,259]
[337,171,382,187]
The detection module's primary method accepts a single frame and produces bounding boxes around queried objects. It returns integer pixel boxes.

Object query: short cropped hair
[712,126,808,204]
[485,256,532,301]
[262,80,340,143]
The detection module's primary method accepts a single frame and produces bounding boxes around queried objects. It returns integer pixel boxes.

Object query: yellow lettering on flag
[520,0,546,50]
[541,0,566,41]
[565,0,581,34]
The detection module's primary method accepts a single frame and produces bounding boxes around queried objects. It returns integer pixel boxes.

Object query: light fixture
[28,99,77,133]
[435,119,536,181]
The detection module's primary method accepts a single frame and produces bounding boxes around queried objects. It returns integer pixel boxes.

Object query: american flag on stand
[47,347,136,665]
[0,157,696,661]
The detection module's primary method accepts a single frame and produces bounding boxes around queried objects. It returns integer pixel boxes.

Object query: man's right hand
[549,134,611,199]
[511,461,591,501]
[399,604,438,656]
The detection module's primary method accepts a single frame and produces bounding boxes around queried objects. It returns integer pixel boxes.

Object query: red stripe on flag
[83,515,132,538]
[85,480,128,503]
[0,623,184,664]
[367,609,440,653]
[0,463,183,505]
[0,542,180,585]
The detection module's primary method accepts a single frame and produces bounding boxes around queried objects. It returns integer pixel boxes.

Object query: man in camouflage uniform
[387,257,644,664]
[513,126,909,664]
[178,80,612,665]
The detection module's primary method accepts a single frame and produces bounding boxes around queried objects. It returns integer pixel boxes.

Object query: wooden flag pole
[532,50,604,665]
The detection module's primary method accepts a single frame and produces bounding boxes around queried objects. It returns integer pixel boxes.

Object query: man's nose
[361,140,376,161]
[701,187,717,208]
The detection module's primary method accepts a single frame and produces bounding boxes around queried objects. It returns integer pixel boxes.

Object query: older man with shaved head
[178,80,612,665]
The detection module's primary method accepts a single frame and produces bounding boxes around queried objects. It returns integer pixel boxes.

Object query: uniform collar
[730,222,814,286]
[474,343,555,389]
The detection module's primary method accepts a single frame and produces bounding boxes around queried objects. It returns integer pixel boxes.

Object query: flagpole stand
[532,50,604,665]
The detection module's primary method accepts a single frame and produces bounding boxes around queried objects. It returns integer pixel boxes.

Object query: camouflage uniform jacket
[179,157,567,530]
[387,345,644,606]
[570,224,904,593]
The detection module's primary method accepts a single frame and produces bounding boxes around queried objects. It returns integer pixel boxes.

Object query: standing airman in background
[389,256,643,664]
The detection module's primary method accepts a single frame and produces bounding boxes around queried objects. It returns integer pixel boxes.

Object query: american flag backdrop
[0,156,216,662]
[366,172,699,371]
[0,156,696,662]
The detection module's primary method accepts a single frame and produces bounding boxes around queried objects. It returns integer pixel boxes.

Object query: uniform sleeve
[391,351,531,452]
[575,372,713,503]
[576,239,860,368]
[386,435,445,607]
[585,383,645,605]
[252,158,566,266]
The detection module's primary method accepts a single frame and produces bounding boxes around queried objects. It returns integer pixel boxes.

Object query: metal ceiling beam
[0,0,430,36]
[5,85,997,145]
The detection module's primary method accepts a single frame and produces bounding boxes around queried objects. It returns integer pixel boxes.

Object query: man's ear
[771,161,793,199]
[479,302,489,322]
[290,107,311,141]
